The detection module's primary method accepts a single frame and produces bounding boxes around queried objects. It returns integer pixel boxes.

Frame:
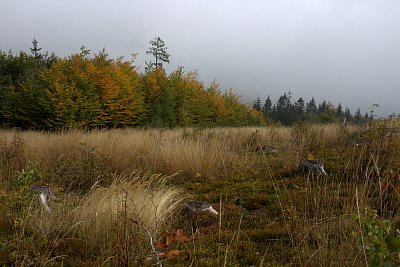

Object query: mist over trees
[0,39,265,130]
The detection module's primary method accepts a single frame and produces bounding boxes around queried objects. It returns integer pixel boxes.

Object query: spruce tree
[252,97,261,111]
[262,95,272,118]
[306,97,317,113]
[30,38,42,58]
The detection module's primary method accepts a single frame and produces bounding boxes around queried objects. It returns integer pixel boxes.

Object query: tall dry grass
[267,120,400,265]
[0,126,304,191]
[72,171,186,235]
[11,171,185,266]
[1,128,251,191]
[1,121,399,266]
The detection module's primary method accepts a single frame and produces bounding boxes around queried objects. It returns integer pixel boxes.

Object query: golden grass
[1,126,302,188]
[16,171,186,265]
[72,171,186,236]
[1,121,399,266]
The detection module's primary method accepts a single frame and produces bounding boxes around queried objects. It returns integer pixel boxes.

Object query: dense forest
[0,39,372,130]
[0,39,266,130]
[252,92,374,126]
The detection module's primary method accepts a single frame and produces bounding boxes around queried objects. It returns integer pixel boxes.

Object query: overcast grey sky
[1,0,399,117]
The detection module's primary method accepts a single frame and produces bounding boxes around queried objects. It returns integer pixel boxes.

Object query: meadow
[1,119,400,266]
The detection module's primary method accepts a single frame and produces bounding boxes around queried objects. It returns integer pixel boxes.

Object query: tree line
[0,39,264,130]
[253,91,373,126]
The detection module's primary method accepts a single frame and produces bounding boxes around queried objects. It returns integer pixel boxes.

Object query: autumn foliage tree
[42,47,146,128]
[0,42,265,129]
[0,39,55,129]
[140,67,265,127]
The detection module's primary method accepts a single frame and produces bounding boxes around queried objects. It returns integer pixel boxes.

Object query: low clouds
[1,0,399,116]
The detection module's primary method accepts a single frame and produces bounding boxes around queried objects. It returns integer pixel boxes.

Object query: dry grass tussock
[24,171,186,237]
[17,171,186,265]
[72,171,187,236]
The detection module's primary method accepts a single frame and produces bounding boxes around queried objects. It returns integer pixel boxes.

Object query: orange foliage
[143,68,167,103]
[41,49,264,129]
[42,51,145,128]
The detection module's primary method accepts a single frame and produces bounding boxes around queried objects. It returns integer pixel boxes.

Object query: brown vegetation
[1,120,400,266]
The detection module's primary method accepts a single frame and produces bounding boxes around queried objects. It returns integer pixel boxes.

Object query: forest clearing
[2,1,400,266]
[1,119,400,266]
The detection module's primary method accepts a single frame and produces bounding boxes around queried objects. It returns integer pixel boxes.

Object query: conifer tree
[252,97,261,111]
[336,103,343,118]
[306,97,317,113]
[344,107,352,122]
[30,38,42,58]
[354,107,362,124]
[262,95,272,118]
[146,37,170,69]
[294,97,305,115]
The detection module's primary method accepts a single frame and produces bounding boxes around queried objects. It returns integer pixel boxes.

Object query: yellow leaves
[42,50,145,128]
[144,67,167,102]
[99,62,145,126]
[40,50,264,129]
[247,107,267,126]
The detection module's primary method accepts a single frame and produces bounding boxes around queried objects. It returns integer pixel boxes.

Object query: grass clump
[73,171,186,236]
[66,171,186,265]
[2,170,186,266]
